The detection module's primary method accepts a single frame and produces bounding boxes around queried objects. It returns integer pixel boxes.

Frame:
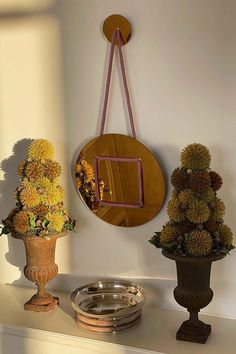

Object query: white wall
[0,0,236,318]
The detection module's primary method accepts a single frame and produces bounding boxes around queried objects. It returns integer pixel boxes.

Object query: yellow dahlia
[186,230,212,256]
[167,199,185,222]
[20,185,40,208]
[44,160,61,180]
[75,163,82,174]
[17,160,27,177]
[46,213,65,232]
[57,185,64,198]
[13,190,18,201]
[84,163,94,182]
[33,177,51,190]
[181,143,211,170]
[186,200,210,223]
[25,161,45,180]
[200,188,216,203]
[160,226,177,246]
[81,160,88,169]
[13,211,30,234]
[28,139,54,161]
[41,185,64,206]
[178,189,195,206]
[211,198,225,221]
[218,224,233,246]
[52,178,60,187]
[21,178,31,189]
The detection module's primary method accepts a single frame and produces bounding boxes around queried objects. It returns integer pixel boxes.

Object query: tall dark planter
[162,250,225,344]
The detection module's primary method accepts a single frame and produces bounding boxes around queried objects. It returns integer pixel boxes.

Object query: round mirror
[75,134,165,227]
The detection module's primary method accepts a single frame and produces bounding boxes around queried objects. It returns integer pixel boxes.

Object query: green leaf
[220,246,230,255]
[42,220,49,228]
[164,242,177,251]
[220,244,235,255]
[30,217,36,228]
[64,222,76,231]
[148,238,156,245]
[0,225,10,236]
[148,237,161,248]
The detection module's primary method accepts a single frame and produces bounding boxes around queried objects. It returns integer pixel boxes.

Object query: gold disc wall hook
[103,14,132,45]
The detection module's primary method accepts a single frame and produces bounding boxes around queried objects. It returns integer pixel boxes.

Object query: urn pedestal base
[176,314,211,343]
[24,292,59,312]
[162,250,225,344]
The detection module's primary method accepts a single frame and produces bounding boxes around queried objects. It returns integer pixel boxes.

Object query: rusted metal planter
[20,232,68,312]
[162,250,225,344]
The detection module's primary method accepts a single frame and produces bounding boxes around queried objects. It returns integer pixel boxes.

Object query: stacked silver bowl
[70,280,145,333]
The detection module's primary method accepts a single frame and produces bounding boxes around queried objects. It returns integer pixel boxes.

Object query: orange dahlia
[13,211,30,234]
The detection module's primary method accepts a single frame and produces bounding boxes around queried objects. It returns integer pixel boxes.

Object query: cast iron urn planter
[162,250,225,344]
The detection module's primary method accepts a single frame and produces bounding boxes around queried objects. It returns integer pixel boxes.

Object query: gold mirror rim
[75,134,166,227]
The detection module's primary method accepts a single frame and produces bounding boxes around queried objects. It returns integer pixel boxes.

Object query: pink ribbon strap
[100,28,137,139]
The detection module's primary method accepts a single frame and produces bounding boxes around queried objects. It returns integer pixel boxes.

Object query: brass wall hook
[103,14,132,45]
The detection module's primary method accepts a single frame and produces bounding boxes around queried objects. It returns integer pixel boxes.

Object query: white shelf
[0,285,235,354]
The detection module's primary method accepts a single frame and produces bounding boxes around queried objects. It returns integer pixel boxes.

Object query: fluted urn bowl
[162,250,225,344]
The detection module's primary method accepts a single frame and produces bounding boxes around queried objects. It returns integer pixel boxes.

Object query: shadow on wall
[0,139,32,217]
[0,0,71,289]
[0,139,32,286]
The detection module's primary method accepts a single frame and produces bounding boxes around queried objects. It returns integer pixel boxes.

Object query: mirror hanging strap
[99,28,137,140]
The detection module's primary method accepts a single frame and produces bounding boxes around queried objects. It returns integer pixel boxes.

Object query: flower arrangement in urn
[1,139,76,312]
[149,143,234,343]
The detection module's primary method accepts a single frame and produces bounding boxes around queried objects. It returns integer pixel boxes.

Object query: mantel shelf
[0,285,235,354]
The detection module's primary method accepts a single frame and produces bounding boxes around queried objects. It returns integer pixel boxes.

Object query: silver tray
[70,280,145,332]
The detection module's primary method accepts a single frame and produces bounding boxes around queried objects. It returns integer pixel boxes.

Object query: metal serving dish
[70,280,145,333]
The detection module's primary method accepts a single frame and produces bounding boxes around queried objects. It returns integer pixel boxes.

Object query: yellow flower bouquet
[1,139,75,238]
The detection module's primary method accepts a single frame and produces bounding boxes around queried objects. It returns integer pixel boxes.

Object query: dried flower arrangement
[75,150,107,211]
[0,139,75,238]
[149,143,234,256]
